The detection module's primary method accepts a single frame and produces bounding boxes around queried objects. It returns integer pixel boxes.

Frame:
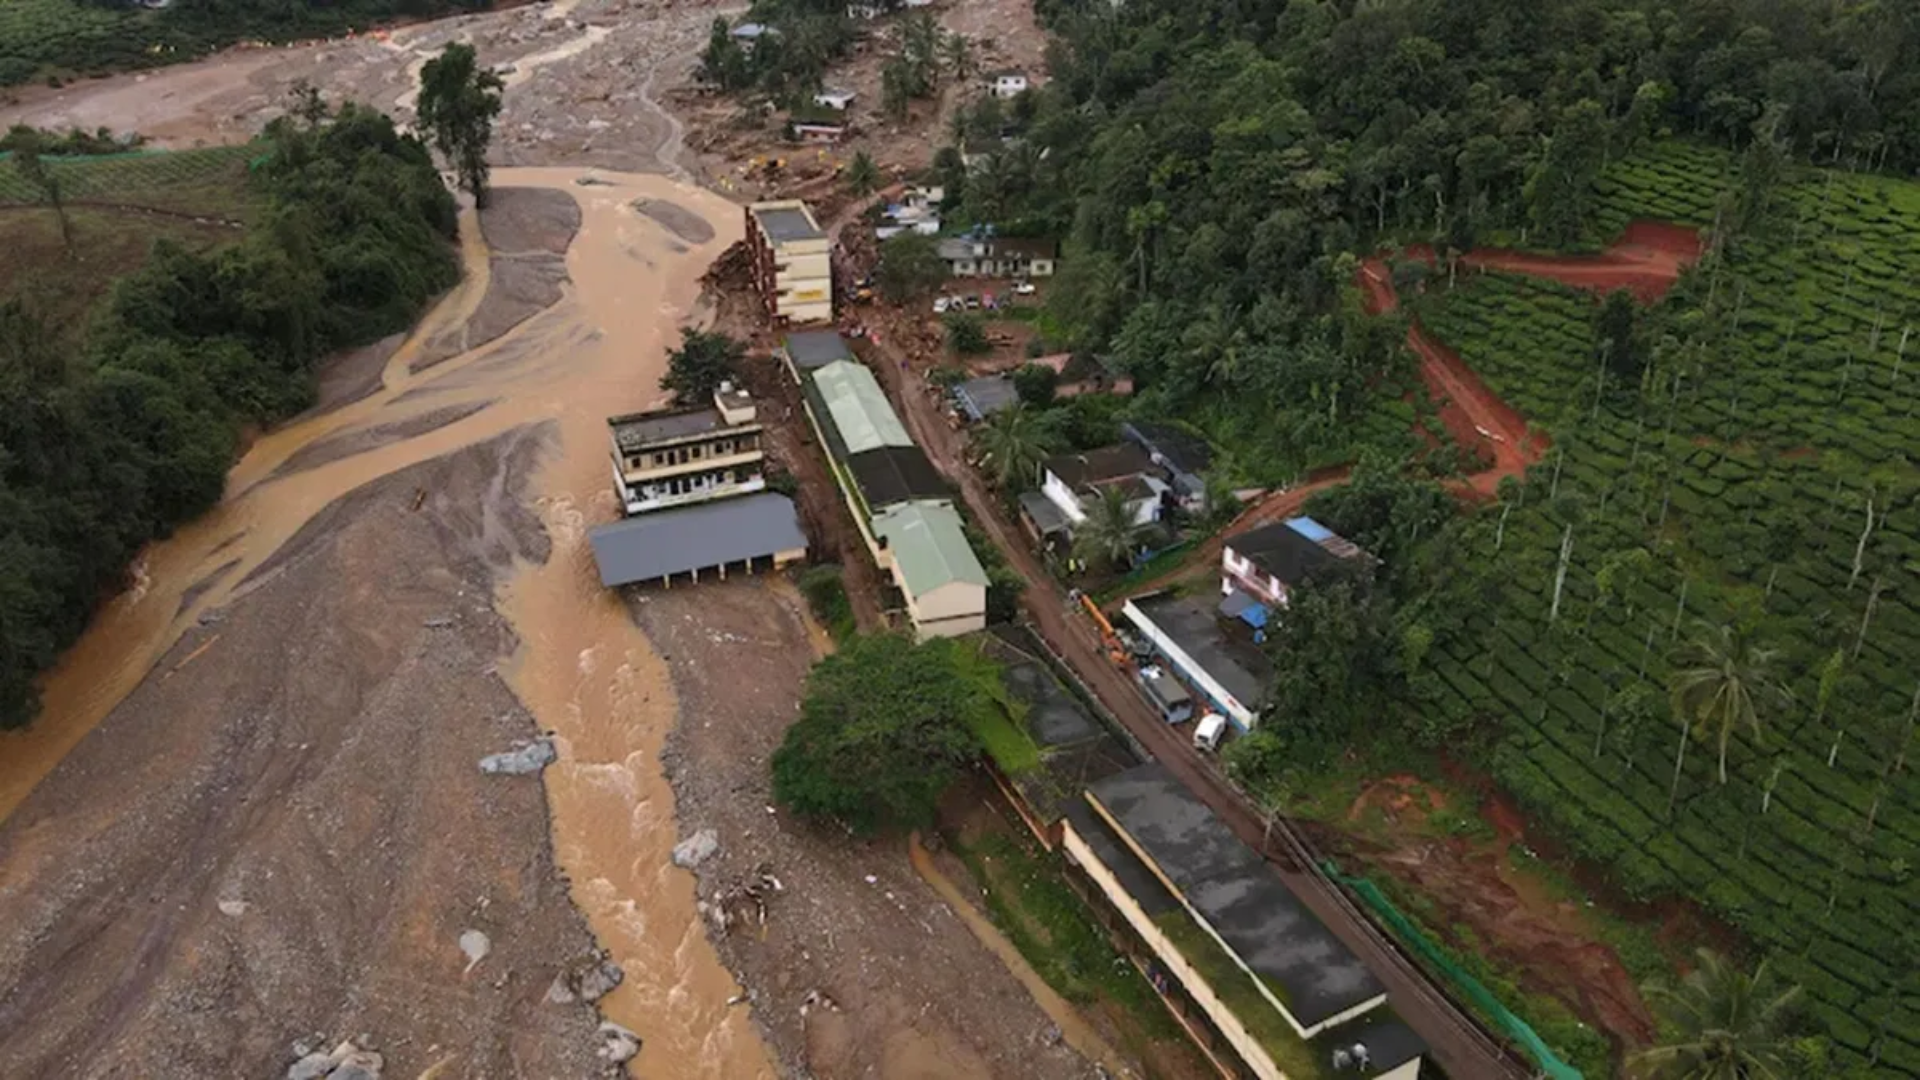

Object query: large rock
[596,1021,643,1064]
[287,1054,335,1080]
[576,957,624,1002]
[459,929,492,972]
[479,736,556,775]
[671,829,719,870]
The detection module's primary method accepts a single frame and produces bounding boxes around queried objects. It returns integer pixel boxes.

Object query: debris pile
[699,863,785,937]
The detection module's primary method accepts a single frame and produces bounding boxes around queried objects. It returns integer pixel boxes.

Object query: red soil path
[1359,221,1703,497]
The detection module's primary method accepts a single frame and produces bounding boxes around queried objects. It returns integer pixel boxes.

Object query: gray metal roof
[1089,763,1385,1029]
[752,204,823,243]
[1001,659,1099,748]
[588,494,806,587]
[953,375,1020,421]
[783,330,854,370]
[1065,800,1178,916]
[1127,592,1272,713]
[1018,490,1071,536]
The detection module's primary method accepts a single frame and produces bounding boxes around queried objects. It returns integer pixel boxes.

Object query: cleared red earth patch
[1360,221,1704,496]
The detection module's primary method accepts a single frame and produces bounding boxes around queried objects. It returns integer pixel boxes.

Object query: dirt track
[1358,221,1702,496]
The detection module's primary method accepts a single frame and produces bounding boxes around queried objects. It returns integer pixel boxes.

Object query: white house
[1221,516,1366,609]
[936,235,1060,278]
[1040,444,1166,528]
[988,69,1030,98]
[813,88,856,110]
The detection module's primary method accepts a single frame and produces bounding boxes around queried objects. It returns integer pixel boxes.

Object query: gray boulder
[576,957,624,1002]
[479,737,556,775]
[287,1054,335,1080]
[671,829,719,870]
[596,1021,643,1064]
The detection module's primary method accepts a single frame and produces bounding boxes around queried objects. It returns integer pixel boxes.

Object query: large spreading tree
[417,42,504,208]
[771,634,994,833]
[659,328,745,405]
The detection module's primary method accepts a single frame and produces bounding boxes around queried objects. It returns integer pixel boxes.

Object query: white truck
[1192,712,1227,753]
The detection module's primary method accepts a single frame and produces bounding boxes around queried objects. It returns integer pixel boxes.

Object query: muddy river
[0,170,773,1077]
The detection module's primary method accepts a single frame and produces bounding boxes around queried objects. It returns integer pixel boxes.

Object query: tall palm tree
[973,405,1053,490]
[844,151,880,196]
[1072,485,1142,570]
[1668,621,1789,790]
[1629,949,1801,1080]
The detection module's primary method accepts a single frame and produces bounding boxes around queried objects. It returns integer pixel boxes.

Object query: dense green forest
[922,0,1920,1073]
[0,104,458,729]
[0,0,489,87]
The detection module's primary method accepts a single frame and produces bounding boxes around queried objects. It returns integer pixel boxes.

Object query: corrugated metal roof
[588,494,805,586]
[782,330,853,370]
[810,360,913,455]
[872,501,988,597]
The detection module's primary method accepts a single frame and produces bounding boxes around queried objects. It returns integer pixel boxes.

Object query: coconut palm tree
[1072,485,1142,570]
[1668,621,1790,790]
[1629,949,1801,1080]
[844,151,880,196]
[972,405,1054,490]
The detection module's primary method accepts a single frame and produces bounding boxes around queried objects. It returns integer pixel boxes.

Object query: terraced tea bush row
[1416,144,1920,1073]
[0,145,257,215]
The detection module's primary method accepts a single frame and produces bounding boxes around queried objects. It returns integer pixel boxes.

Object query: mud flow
[0,171,772,1077]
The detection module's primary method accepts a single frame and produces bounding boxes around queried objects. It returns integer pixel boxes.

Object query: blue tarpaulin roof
[1285,516,1334,542]
[1218,589,1269,629]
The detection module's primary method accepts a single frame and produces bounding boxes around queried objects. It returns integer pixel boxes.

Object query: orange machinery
[1081,594,1129,668]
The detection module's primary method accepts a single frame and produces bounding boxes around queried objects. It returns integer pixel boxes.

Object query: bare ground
[636,579,1100,1080]
[270,401,496,480]
[0,426,630,1079]
[415,187,581,372]
[305,333,405,417]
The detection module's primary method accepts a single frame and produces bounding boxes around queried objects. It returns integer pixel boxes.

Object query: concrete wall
[905,580,987,638]
[1041,470,1087,524]
[1063,820,1290,1080]
[1221,547,1288,606]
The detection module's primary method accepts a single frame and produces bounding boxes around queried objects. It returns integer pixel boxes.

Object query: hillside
[1413,142,1920,1075]
[0,144,258,333]
[0,0,486,88]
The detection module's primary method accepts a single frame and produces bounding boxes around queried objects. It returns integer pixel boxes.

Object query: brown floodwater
[0,169,773,1078]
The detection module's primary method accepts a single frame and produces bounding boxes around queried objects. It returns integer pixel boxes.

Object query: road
[846,316,1531,1080]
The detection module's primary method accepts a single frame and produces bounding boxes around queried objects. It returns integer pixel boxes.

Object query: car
[932,297,951,313]
[963,294,981,310]
[1012,281,1037,295]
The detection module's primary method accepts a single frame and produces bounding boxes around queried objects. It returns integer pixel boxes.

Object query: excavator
[1080,594,1131,668]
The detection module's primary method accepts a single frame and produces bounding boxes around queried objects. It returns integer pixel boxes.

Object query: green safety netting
[1321,860,1583,1080]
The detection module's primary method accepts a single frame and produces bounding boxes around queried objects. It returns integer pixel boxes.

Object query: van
[1193,712,1227,753]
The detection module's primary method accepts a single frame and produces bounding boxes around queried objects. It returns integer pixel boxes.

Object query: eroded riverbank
[0,170,769,1077]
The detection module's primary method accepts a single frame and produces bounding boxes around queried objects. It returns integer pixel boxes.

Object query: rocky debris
[596,1021,643,1064]
[286,1039,383,1080]
[478,735,556,775]
[216,898,248,917]
[701,864,785,938]
[549,951,625,1004]
[671,828,719,869]
[459,929,492,973]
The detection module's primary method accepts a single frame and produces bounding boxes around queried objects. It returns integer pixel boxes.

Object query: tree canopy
[417,42,503,208]
[0,103,456,731]
[659,328,746,405]
[770,634,997,833]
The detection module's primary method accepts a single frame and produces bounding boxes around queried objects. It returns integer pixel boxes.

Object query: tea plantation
[1415,144,1920,1073]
